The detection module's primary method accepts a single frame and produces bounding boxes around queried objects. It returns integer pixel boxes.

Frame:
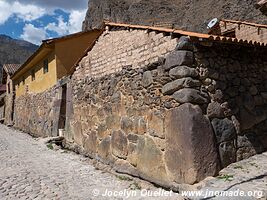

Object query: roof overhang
[12,29,103,81]
[11,43,54,80]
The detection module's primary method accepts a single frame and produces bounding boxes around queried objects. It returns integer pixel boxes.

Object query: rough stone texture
[162,78,200,95]
[83,0,267,33]
[172,88,208,104]
[111,130,128,159]
[0,125,184,200]
[175,36,194,51]
[193,152,267,200]
[169,66,198,79]
[135,136,169,183]
[11,26,267,188]
[211,118,236,144]
[13,85,63,137]
[237,134,265,161]
[4,75,15,126]
[195,42,267,166]
[165,103,219,184]
[218,140,237,168]
[207,102,225,119]
[164,51,194,70]
[67,28,267,187]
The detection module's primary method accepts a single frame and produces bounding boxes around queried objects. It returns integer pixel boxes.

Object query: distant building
[10,29,101,136]
[209,19,267,44]
[0,64,21,124]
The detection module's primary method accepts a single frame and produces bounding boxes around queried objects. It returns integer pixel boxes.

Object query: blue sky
[0,0,88,45]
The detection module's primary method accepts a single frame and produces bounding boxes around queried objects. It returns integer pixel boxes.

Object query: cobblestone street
[0,125,183,200]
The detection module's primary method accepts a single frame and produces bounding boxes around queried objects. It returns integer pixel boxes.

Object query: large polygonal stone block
[165,103,219,184]
[164,51,194,70]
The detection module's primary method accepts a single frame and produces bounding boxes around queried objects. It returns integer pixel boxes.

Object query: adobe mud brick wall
[13,84,65,137]
[74,27,178,78]
[66,27,267,187]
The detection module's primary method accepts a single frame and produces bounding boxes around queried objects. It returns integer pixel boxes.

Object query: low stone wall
[14,85,63,137]
[0,103,5,120]
[67,32,267,187]
[4,92,14,125]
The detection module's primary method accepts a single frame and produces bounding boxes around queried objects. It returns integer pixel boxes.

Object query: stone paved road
[191,152,267,200]
[1,124,267,200]
[0,125,183,200]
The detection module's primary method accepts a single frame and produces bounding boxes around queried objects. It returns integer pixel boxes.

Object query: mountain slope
[83,0,267,32]
[0,35,38,68]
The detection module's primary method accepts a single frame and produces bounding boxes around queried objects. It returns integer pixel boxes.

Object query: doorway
[58,84,67,130]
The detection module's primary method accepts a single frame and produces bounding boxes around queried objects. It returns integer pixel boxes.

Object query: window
[31,70,35,81]
[43,59,49,74]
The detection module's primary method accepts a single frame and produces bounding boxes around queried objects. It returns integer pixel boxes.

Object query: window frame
[43,59,49,74]
[31,69,36,81]
[22,77,25,85]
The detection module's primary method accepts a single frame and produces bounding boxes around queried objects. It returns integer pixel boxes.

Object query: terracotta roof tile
[70,20,267,75]
[104,21,267,47]
[221,19,267,29]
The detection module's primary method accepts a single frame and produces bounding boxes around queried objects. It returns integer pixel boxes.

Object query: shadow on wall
[195,42,267,167]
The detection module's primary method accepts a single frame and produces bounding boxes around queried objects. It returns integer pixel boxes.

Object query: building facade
[10,21,267,187]
[12,30,101,136]
[0,64,21,125]
[66,22,267,186]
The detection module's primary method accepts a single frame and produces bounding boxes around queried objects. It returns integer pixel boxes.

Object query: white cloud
[13,2,46,21]
[7,0,88,11]
[45,16,68,35]
[0,1,46,25]
[21,24,47,45]
[45,9,87,36]
[0,0,88,44]
[0,1,15,24]
[68,10,87,33]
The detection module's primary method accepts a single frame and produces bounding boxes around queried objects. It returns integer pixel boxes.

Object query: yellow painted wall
[55,30,101,79]
[14,52,57,97]
[13,30,102,96]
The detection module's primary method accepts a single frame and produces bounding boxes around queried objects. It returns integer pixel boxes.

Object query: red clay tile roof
[104,21,267,47]
[3,64,21,75]
[221,19,267,29]
[70,20,267,75]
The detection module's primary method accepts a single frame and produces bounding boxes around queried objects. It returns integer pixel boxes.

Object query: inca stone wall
[67,28,267,187]
[4,92,13,125]
[195,42,267,166]
[14,85,63,137]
